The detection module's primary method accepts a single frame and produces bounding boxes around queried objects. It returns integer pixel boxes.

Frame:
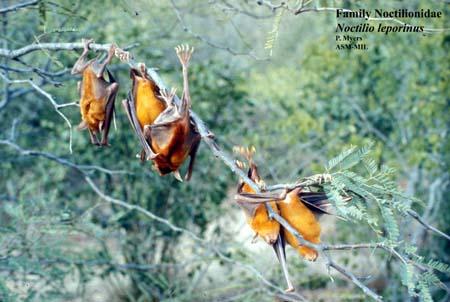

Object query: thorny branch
[1,42,449,301]
[0,139,306,302]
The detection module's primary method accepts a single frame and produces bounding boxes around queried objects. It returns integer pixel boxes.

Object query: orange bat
[71,39,118,146]
[126,63,165,161]
[235,148,294,292]
[279,188,322,261]
[237,186,332,261]
[122,45,200,181]
[237,162,280,245]
[236,155,338,291]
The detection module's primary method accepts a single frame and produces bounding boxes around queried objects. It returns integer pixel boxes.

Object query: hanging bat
[125,62,165,161]
[279,188,323,261]
[235,147,294,292]
[122,44,201,181]
[236,187,333,261]
[71,39,119,146]
[236,165,343,262]
[235,147,280,244]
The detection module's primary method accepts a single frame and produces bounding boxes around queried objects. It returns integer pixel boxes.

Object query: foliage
[0,0,448,301]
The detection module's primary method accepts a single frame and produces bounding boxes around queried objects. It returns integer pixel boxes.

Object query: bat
[235,147,294,292]
[71,38,119,146]
[236,186,333,261]
[122,44,201,181]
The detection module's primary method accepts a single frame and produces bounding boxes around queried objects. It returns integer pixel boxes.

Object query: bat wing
[299,191,351,220]
[235,191,285,203]
[272,233,294,291]
[100,68,118,146]
[122,92,157,159]
[106,68,116,83]
[298,192,332,215]
[235,191,283,217]
[184,131,201,181]
[148,122,178,152]
[148,103,187,150]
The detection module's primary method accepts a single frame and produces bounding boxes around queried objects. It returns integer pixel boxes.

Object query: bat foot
[115,48,132,62]
[175,44,194,67]
[315,173,332,184]
[82,38,94,52]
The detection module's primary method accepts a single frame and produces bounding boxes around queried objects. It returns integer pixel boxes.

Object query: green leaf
[381,207,399,243]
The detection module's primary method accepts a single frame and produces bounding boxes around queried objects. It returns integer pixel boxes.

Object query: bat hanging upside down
[235,147,337,292]
[121,44,201,181]
[71,39,119,146]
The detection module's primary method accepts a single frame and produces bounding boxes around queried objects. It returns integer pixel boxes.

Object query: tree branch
[0,0,39,14]
[0,139,303,300]
[0,42,139,59]
[0,72,74,153]
[407,209,450,241]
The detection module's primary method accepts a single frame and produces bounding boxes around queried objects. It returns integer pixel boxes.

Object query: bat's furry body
[122,45,200,181]
[72,39,118,146]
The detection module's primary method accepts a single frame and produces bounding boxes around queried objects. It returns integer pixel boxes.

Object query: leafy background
[0,0,448,301]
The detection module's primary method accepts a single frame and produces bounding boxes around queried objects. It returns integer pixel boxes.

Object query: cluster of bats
[71,39,199,181]
[71,39,349,292]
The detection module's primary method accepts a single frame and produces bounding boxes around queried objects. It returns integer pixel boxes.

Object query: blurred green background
[0,0,448,301]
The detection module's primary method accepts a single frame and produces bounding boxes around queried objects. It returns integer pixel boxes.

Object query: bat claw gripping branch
[82,38,94,52]
[115,47,132,62]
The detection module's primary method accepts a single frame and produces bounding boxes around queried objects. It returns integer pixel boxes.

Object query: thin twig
[407,209,450,241]
[0,0,39,14]
[0,42,139,59]
[0,72,74,153]
[170,0,266,60]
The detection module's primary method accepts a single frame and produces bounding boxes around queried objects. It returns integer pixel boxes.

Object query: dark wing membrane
[298,192,333,215]
[272,233,294,291]
[236,192,284,203]
[106,68,116,83]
